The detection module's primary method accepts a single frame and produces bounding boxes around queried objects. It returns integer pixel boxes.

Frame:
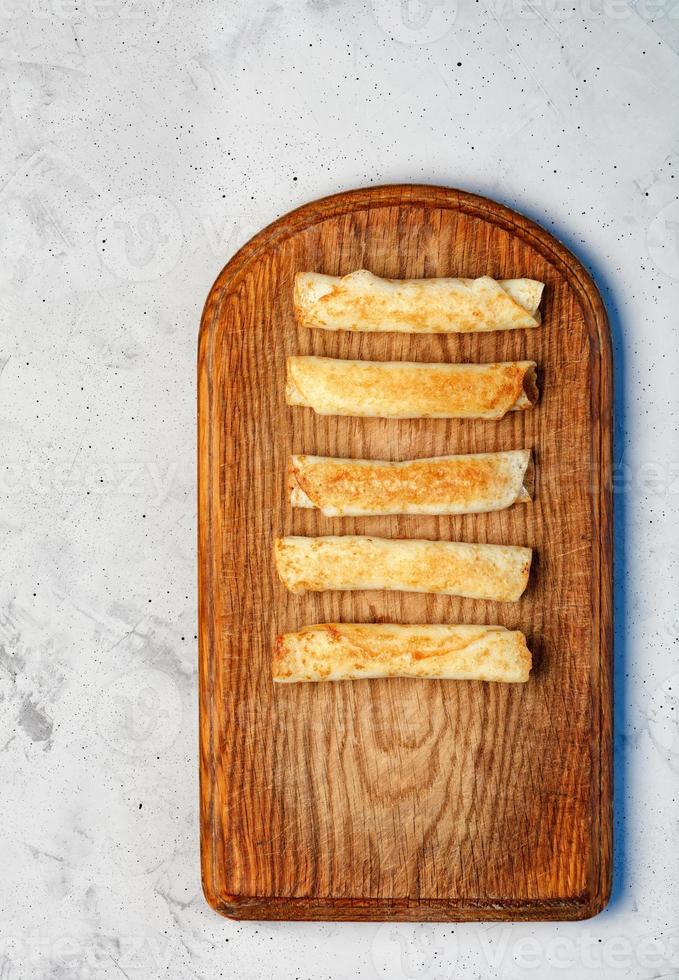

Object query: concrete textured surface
[1,1,679,977]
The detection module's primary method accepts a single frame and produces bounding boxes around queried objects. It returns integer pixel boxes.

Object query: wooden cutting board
[198,185,613,921]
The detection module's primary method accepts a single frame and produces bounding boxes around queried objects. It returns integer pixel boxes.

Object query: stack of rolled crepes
[273,269,544,685]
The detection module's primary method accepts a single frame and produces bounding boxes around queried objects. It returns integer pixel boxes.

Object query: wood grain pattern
[198,185,613,921]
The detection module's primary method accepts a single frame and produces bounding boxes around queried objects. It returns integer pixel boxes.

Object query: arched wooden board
[198,185,612,921]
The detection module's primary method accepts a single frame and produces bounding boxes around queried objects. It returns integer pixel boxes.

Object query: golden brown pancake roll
[273,623,532,683]
[294,270,544,333]
[274,536,532,602]
[286,356,538,420]
[289,450,532,517]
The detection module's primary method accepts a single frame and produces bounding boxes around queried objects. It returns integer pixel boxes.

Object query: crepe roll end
[274,536,317,594]
[528,280,545,316]
[513,547,533,601]
[500,278,545,318]
[288,460,315,509]
[517,450,534,503]
[294,271,337,328]
[512,363,539,411]
[274,537,295,592]
[285,358,304,406]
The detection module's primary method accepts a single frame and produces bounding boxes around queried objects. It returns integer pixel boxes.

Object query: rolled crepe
[273,623,532,683]
[274,536,532,602]
[289,450,532,517]
[286,356,538,420]
[294,270,544,333]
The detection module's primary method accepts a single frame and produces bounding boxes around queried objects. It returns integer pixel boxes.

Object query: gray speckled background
[2,1,679,977]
